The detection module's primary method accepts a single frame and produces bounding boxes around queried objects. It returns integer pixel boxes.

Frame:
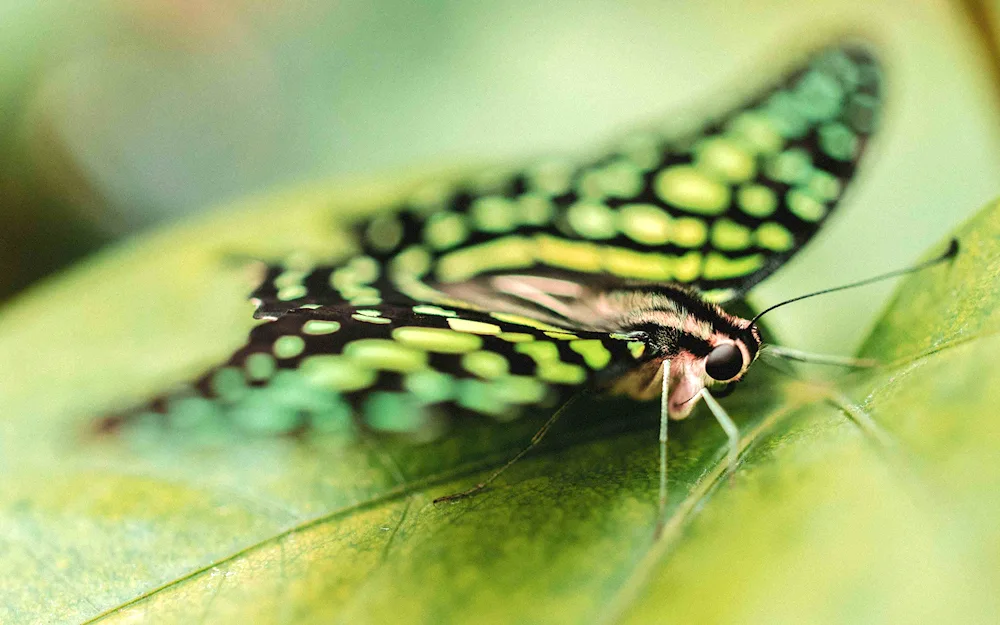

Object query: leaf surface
[1,187,998,625]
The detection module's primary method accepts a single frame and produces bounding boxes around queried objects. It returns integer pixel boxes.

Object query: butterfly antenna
[750,238,959,325]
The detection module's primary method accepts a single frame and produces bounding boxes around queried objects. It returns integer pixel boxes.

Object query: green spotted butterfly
[105,45,883,505]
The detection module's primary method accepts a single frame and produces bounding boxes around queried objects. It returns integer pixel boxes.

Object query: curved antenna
[750,238,959,326]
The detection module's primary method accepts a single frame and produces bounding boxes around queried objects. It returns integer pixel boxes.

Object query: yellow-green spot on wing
[300,355,378,391]
[496,332,535,343]
[670,217,709,248]
[277,285,308,301]
[537,362,587,384]
[710,219,752,251]
[436,237,533,283]
[543,331,578,341]
[694,137,756,183]
[365,215,404,252]
[569,339,612,370]
[343,339,428,372]
[457,380,510,417]
[471,196,519,233]
[244,352,276,381]
[762,91,809,139]
[618,204,672,245]
[517,194,555,226]
[492,375,548,404]
[274,269,307,289]
[702,252,766,281]
[363,392,427,433]
[818,122,859,161]
[412,305,457,317]
[805,170,842,202]
[754,223,795,252]
[389,245,432,279]
[673,252,703,282]
[446,318,502,335]
[725,110,784,155]
[391,327,483,354]
[514,341,560,363]
[535,235,603,272]
[302,320,341,335]
[737,184,778,218]
[462,351,509,379]
[351,314,391,325]
[765,148,813,184]
[490,312,568,332]
[566,201,617,239]
[347,256,380,284]
[787,189,827,222]
[604,248,674,281]
[404,370,455,404]
[211,367,248,402]
[654,165,731,215]
[273,335,306,359]
[791,69,845,121]
[628,341,647,359]
[424,212,468,250]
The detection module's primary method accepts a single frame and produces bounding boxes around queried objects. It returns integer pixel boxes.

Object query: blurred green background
[2,0,1000,352]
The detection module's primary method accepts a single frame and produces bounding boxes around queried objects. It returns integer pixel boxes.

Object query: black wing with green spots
[107,44,881,439]
[111,303,647,438]
[254,45,881,320]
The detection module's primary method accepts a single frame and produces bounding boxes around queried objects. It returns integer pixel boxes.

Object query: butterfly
[103,45,884,516]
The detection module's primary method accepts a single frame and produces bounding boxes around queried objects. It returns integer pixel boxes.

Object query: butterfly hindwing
[112,304,647,438]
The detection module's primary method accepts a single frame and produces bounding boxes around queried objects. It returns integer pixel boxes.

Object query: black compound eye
[705,343,744,381]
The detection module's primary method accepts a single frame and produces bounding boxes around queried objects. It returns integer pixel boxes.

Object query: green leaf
[1,190,998,624]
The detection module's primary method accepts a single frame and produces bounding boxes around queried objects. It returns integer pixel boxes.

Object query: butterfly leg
[433,393,583,504]
[698,388,740,484]
[655,360,671,538]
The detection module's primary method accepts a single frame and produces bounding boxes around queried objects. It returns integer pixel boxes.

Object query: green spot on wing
[273,335,306,359]
[462,351,509,379]
[300,355,378,391]
[244,352,276,381]
[404,370,455,403]
[569,339,612,370]
[392,327,483,353]
[654,165,731,215]
[515,341,560,363]
[302,320,341,335]
[363,392,427,433]
[344,339,428,372]
[211,367,248,401]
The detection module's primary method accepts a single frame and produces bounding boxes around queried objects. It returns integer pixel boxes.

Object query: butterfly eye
[705,343,744,382]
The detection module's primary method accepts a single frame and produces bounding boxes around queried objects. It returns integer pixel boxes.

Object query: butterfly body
[108,45,881,445]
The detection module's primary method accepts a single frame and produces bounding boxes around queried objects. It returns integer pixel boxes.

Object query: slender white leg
[656,360,671,537]
[698,388,740,479]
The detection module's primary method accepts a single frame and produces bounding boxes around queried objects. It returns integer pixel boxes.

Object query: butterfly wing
[255,46,880,320]
[342,45,880,309]
[107,44,880,437]
[106,303,648,439]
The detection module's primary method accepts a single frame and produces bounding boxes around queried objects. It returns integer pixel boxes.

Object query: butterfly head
[605,287,761,418]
